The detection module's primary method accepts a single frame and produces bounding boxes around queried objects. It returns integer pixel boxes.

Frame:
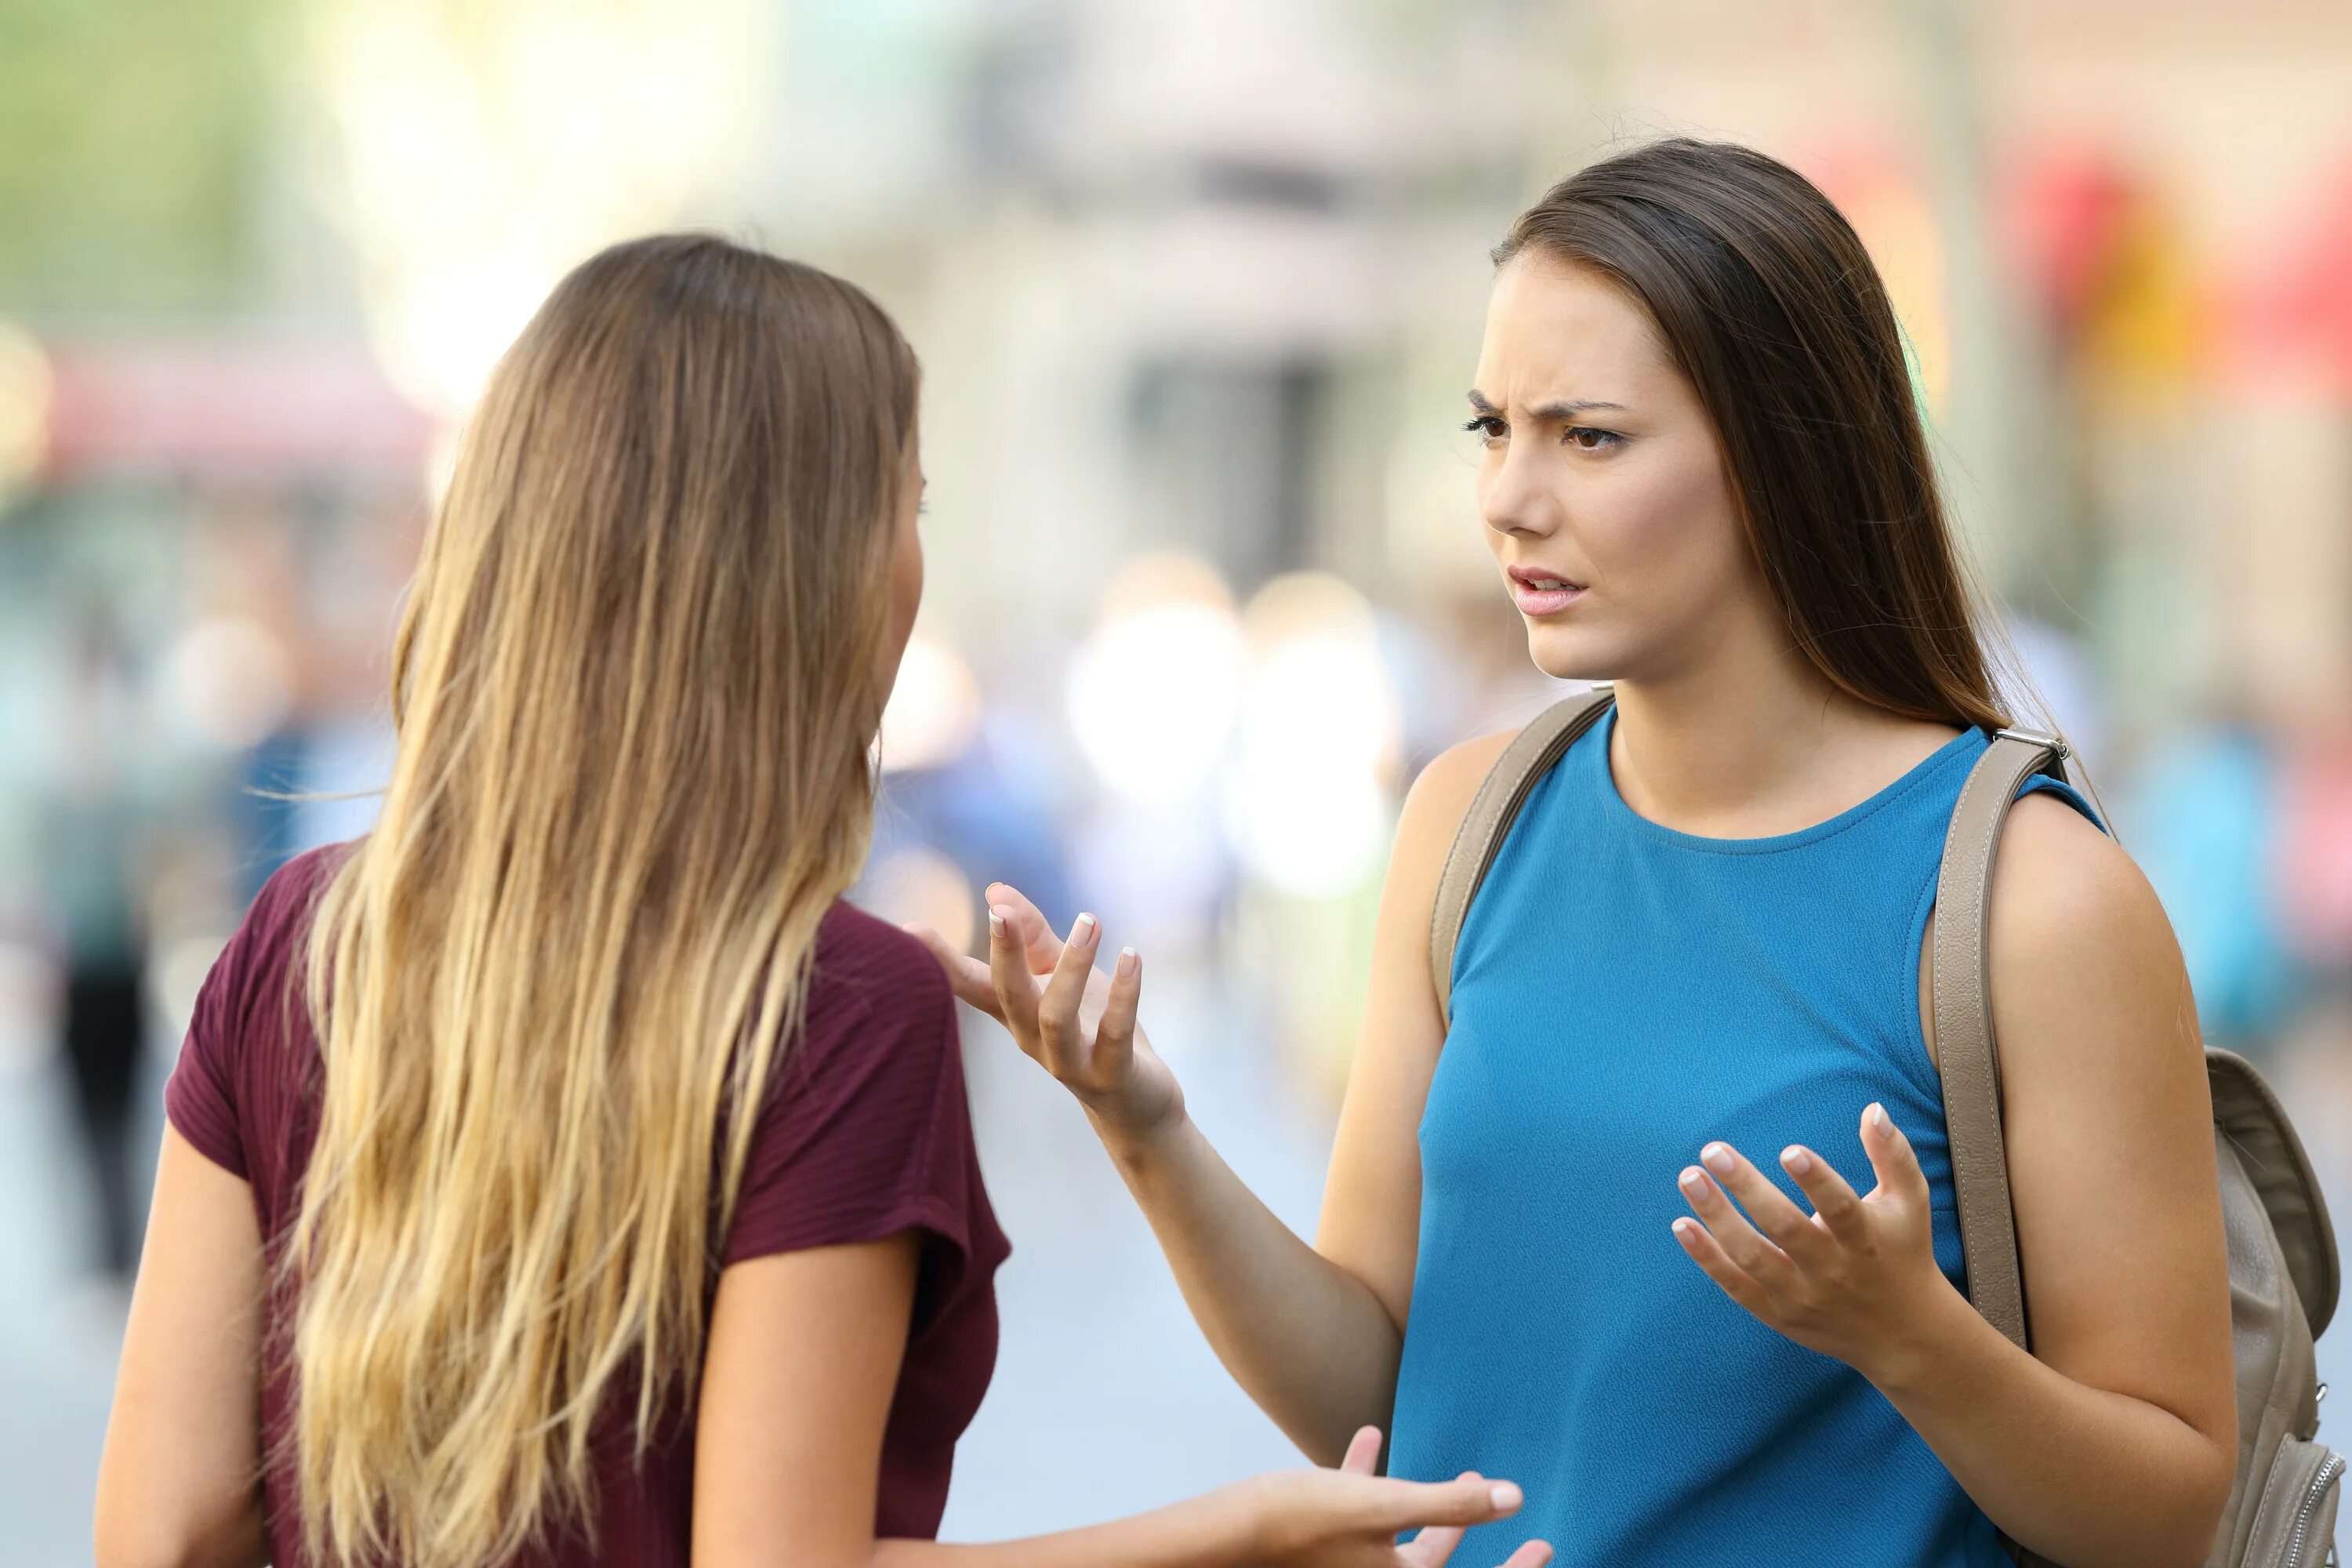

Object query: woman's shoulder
[723,899,995,1272]
[1988,790,2165,983]
[205,841,358,1029]
[1979,790,2197,1105]
[164,841,358,1182]
[256,839,358,927]
[1396,726,1525,862]
[809,899,955,1004]
[793,900,959,1065]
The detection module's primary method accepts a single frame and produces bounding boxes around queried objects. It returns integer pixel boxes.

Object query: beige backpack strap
[1429,685,1617,1026]
[1933,724,2074,1353]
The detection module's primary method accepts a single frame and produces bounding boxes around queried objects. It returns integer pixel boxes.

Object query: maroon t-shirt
[164,843,1010,1566]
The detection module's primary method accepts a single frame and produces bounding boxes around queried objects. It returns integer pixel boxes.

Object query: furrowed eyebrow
[1465,390,1628,420]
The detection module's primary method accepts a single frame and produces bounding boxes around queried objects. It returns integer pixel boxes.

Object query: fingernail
[1679,1167,1707,1193]
[1870,1103,1890,1133]
[1700,1143,1735,1175]
[1781,1146,1813,1174]
[1488,1481,1522,1511]
[1116,946,1137,978]
[988,906,1007,935]
[1073,912,1098,944]
[1671,1218,1697,1240]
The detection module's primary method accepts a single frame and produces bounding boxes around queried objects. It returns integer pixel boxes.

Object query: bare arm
[95,1125,270,1568]
[1089,1107,1405,1468]
[913,731,1516,1465]
[1889,793,2237,1566]
[1669,793,2237,1568]
[693,1232,1542,1568]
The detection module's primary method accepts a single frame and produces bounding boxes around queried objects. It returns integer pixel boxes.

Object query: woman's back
[100,231,1560,1568]
[165,843,1008,1567]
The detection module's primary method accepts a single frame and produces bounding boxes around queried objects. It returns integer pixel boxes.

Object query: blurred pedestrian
[2124,714,2301,1058]
[42,604,158,1282]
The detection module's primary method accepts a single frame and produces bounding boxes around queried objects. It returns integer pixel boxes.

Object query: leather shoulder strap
[1429,685,1616,1026]
[1933,727,2074,1353]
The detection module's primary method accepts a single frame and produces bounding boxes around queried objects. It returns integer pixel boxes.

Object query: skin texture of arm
[98,1101,1534,1568]
[945,727,1518,1469]
[1893,791,2238,1566]
[93,1124,271,1568]
[927,728,1515,1476]
[1303,728,1523,1442]
[697,1232,1541,1568]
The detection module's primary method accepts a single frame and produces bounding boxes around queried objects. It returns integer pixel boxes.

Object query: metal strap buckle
[1993,724,2071,761]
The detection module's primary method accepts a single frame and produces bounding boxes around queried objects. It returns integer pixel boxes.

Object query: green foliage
[0,0,288,315]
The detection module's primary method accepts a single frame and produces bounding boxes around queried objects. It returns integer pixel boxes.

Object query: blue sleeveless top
[1388,703,2103,1565]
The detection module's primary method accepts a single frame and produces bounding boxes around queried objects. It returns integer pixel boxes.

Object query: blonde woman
[92,236,1548,1568]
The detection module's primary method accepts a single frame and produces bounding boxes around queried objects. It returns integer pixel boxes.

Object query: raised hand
[904,882,1183,1146]
[1668,1101,1964,1385]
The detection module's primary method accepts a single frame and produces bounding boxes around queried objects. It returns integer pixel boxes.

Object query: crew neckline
[1584,702,1984,855]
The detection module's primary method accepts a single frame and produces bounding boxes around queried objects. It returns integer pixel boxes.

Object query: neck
[1601,608,1941,835]
[1609,676,1833,818]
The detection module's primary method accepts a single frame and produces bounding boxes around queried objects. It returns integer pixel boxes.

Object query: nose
[1479,443,1561,542]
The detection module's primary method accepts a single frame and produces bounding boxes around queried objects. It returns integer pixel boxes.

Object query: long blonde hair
[287,234,919,1568]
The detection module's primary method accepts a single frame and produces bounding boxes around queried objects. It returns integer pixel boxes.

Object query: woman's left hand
[1669,1101,1964,1385]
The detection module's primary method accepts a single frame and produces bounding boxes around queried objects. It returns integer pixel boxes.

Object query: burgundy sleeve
[721,920,986,1294]
[162,847,340,1181]
[163,877,287,1180]
[164,937,249,1178]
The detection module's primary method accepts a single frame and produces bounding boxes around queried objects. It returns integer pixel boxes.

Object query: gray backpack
[1429,684,2343,1567]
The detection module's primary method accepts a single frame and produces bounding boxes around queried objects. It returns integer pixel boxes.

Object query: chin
[1523,622,1613,684]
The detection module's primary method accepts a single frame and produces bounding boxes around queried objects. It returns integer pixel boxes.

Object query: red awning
[38,338,437,482]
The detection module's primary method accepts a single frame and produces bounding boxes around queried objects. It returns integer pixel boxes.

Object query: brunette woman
[932,140,2238,1567]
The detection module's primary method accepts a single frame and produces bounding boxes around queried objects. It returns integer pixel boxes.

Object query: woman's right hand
[1236,1425,1552,1568]
[905,883,1185,1148]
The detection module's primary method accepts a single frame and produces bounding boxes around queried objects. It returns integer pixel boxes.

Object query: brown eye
[1565,426,1624,453]
[1461,416,1508,444]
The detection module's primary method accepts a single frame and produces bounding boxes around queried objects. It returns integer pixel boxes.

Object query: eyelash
[1461,416,1624,453]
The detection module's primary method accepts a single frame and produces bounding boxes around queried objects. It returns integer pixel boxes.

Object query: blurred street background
[6,0,2352,1559]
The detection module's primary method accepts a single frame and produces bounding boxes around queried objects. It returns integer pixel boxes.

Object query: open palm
[904,882,1184,1144]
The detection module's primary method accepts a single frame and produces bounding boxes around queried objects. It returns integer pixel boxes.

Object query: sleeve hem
[720,1194,968,1270]
[162,1097,249,1181]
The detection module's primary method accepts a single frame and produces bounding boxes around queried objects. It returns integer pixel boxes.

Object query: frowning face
[1468,252,1773,686]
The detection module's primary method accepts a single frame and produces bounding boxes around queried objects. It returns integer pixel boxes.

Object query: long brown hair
[289,234,919,1568]
[1498,136,2038,737]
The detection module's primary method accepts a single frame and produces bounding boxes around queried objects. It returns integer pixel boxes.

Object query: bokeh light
[1065,553,1248,805]
[879,633,984,774]
[1226,572,1402,897]
[0,321,52,509]
[313,0,772,417]
[160,618,295,752]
